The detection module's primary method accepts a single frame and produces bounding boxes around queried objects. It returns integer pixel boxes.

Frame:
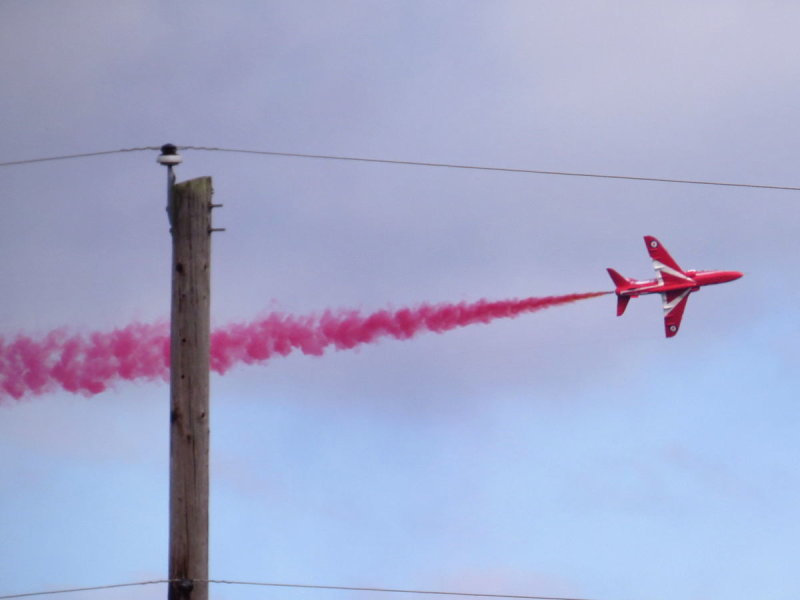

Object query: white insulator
[157,153,183,165]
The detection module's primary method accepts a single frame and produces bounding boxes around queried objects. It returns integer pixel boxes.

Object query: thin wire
[204,580,596,600]
[0,146,161,167]
[3,142,797,192]
[181,145,800,192]
[0,578,602,600]
[0,579,170,599]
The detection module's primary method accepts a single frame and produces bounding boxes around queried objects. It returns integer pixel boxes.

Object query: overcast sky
[2,2,799,600]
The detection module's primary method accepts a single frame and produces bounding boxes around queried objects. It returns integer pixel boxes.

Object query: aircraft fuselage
[607,236,742,337]
[618,270,743,297]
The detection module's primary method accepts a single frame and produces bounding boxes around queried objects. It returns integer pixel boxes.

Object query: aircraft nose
[726,271,744,281]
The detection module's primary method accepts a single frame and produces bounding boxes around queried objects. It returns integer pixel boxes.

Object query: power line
[0,146,160,167]
[2,143,798,192]
[203,579,596,600]
[0,579,598,600]
[0,580,170,599]
[181,145,800,192]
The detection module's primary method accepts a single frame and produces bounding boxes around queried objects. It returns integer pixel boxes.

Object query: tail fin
[607,268,632,316]
[606,268,629,288]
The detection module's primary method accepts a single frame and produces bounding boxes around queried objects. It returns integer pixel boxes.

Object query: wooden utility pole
[162,144,213,600]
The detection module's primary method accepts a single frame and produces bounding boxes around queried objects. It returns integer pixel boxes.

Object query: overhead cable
[0,579,170,599]
[181,145,800,192]
[0,146,161,167]
[0,579,598,600]
[2,143,798,192]
[202,579,596,600]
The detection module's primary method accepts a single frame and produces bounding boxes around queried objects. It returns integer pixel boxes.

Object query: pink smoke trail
[1,292,607,400]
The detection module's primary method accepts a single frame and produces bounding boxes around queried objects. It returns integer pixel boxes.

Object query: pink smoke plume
[1,292,607,400]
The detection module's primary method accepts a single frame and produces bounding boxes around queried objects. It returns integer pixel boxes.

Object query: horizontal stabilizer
[616,295,631,316]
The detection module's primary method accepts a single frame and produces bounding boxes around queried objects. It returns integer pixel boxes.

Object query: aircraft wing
[662,289,691,337]
[644,236,694,286]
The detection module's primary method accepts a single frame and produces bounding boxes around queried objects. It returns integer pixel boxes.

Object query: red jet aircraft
[607,236,742,337]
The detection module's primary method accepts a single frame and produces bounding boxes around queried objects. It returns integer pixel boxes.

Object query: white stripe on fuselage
[626,281,664,293]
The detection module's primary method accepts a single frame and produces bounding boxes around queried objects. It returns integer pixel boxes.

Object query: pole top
[157,143,183,166]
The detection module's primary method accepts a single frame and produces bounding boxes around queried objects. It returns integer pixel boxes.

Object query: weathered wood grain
[168,176,212,600]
